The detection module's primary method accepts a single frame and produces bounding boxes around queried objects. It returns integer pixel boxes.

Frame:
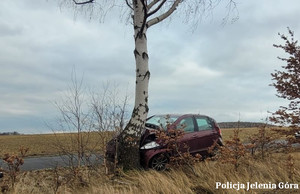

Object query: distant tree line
[0,131,20,136]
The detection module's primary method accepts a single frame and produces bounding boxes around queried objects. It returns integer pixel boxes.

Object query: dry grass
[221,127,260,142]
[0,132,114,158]
[0,134,57,157]
[221,127,285,143]
[3,152,299,194]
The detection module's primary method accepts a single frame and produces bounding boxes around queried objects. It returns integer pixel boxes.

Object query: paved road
[0,154,103,171]
[269,139,300,148]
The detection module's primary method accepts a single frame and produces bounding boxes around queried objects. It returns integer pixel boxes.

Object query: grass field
[0,128,262,158]
[1,127,299,194]
[0,131,114,158]
[221,127,277,143]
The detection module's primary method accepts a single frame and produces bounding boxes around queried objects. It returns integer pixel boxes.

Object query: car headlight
[140,141,160,150]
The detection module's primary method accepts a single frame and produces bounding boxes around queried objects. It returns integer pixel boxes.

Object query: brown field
[221,127,271,142]
[0,131,114,158]
[0,127,284,157]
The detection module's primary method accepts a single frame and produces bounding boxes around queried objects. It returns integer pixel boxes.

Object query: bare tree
[62,0,238,169]
[91,82,130,134]
[90,82,130,173]
[52,74,130,173]
[53,72,95,170]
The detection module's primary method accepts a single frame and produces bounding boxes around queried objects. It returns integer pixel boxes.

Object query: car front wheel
[150,154,169,171]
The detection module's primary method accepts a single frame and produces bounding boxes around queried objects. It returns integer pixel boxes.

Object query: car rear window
[196,117,213,131]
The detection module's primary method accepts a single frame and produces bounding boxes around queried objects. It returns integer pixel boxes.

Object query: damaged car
[106,114,223,170]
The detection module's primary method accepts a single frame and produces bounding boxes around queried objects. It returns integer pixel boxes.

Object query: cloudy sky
[0,0,299,134]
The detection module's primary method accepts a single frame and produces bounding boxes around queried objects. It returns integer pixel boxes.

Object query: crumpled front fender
[140,148,170,168]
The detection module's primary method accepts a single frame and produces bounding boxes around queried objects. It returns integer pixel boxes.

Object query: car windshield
[146,115,179,130]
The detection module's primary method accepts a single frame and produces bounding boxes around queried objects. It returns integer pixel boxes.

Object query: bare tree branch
[222,0,239,25]
[147,0,167,17]
[147,0,160,11]
[125,0,134,10]
[147,0,181,28]
[72,0,94,5]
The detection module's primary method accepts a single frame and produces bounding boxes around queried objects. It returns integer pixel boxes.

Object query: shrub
[2,146,28,187]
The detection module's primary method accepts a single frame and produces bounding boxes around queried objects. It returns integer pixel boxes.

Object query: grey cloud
[146,0,300,123]
[1,0,300,132]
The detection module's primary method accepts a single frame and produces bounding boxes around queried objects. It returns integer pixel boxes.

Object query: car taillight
[216,126,221,135]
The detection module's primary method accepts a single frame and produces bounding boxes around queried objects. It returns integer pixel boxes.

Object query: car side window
[177,117,195,133]
[196,117,213,131]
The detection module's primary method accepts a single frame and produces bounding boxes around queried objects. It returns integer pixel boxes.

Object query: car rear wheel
[150,154,169,171]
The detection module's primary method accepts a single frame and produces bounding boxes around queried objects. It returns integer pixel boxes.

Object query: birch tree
[64,0,238,169]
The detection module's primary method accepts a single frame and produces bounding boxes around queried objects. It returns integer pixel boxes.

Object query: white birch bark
[124,0,149,136]
[118,0,182,169]
[117,0,150,169]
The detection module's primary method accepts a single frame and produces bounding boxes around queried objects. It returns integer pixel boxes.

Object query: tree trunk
[118,0,150,170]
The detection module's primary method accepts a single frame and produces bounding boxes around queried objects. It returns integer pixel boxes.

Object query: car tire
[149,153,169,171]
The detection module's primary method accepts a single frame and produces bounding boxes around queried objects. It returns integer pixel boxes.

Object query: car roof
[151,114,209,118]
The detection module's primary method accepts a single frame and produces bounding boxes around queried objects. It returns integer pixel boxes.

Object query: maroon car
[106,114,223,170]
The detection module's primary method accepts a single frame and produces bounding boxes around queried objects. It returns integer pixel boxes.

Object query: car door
[174,116,199,154]
[193,116,217,152]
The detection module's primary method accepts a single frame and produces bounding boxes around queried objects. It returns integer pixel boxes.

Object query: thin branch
[125,0,134,10]
[147,0,167,17]
[147,0,181,28]
[222,0,239,25]
[147,0,160,11]
[72,0,94,5]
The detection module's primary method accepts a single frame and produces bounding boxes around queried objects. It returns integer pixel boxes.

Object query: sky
[0,0,299,134]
